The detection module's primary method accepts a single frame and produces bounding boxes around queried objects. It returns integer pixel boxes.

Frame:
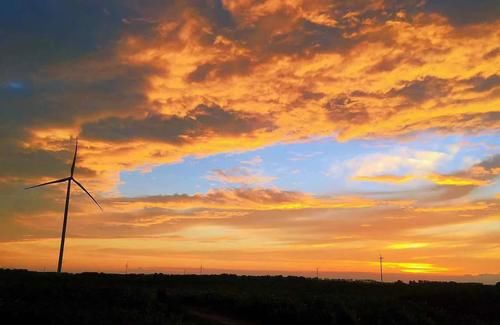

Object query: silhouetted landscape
[1,269,499,324]
[2,1,500,324]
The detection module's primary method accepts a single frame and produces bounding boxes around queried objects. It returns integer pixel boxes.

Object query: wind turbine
[26,138,102,273]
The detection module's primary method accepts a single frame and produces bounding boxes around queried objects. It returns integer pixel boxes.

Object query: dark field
[0,269,499,324]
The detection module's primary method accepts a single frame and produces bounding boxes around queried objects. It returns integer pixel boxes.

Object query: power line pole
[379,255,383,282]
[125,262,128,275]
[316,267,319,279]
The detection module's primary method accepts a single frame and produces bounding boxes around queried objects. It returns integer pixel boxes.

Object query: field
[0,269,499,324]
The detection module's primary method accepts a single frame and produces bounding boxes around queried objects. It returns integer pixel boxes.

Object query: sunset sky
[1,0,499,282]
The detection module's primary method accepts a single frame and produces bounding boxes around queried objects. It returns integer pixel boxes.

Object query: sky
[0,0,499,282]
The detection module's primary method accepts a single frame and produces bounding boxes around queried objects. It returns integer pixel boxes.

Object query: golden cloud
[3,3,495,187]
[387,242,429,250]
[427,174,490,186]
[387,262,449,274]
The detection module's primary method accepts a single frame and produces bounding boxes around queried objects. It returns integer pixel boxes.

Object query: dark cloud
[441,112,500,132]
[388,77,450,103]
[0,56,152,215]
[156,0,235,30]
[0,136,97,239]
[0,178,64,217]
[423,0,500,26]
[483,47,500,60]
[0,1,158,182]
[427,154,499,201]
[391,111,500,136]
[0,59,154,134]
[187,57,252,82]
[114,0,236,49]
[325,95,370,124]
[465,74,500,92]
[368,54,424,73]
[223,14,360,64]
[0,0,144,80]
[192,0,235,29]
[0,176,68,243]
[82,104,274,143]
[477,154,500,171]
[301,91,326,101]
[226,188,302,204]
[265,20,349,56]
[0,142,95,180]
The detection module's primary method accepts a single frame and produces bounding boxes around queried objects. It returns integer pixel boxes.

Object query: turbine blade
[70,138,78,177]
[25,177,70,190]
[72,178,103,211]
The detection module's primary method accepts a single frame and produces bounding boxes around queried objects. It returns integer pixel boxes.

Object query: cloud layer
[0,0,499,277]
[2,0,499,177]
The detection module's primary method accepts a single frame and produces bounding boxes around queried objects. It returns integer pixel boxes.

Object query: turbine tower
[26,138,102,273]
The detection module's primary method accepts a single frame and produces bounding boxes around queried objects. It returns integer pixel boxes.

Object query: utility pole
[316,267,319,279]
[125,262,128,275]
[379,255,384,282]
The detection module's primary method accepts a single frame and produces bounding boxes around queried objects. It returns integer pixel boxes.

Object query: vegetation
[1,269,499,324]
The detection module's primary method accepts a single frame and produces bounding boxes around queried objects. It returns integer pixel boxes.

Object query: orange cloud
[6,5,495,188]
[3,186,500,277]
[414,202,495,213]
[108,188,377,211]
[77,6,498,175]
